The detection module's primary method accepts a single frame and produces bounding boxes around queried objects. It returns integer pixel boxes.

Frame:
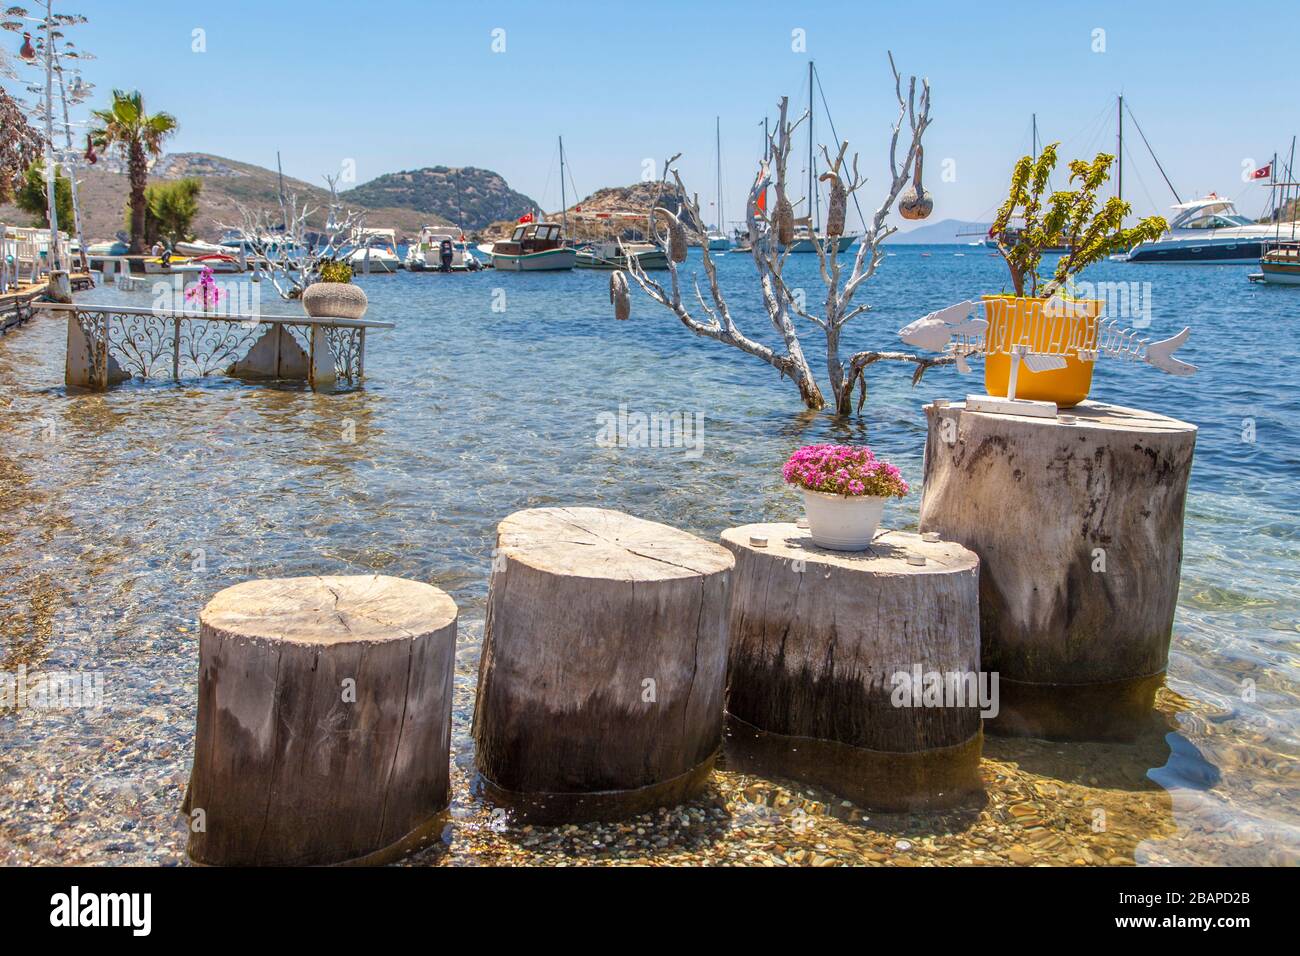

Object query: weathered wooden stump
[721,525,984,811]
[184,574,458,866]
[919,400,1197,741]
[473,507,734,823]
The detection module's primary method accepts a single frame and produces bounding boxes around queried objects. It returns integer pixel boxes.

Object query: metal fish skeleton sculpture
[898,299,1197,377]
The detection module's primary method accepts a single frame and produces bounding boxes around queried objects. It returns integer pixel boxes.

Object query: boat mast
[1289,136,1298,240]
[808,60,818,232]
[558,136,568,237]
[1032,113,1037,160]
[1116,95,1124,210]
[716,116,723,233]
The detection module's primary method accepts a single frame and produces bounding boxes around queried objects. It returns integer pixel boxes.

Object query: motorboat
[490,222,577,271]
[347,228,403,273]
[1123,196,1281,264]
[143,255,199,274]
[406,226,481,271]
[176,239,234,257]
[190,252,243,273]
[575,240,668,270]
[705,230,730,251]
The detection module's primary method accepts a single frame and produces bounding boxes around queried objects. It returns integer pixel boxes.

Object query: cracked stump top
[495,507,733,582]
[200,574,458,645]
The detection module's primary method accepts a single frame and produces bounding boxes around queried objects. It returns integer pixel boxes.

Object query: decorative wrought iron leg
[172,317,181,381]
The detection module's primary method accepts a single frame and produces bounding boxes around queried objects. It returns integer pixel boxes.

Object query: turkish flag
[1251,163,1272,180]
[517,213,533,223]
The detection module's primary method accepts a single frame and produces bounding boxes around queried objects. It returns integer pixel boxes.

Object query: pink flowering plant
[185,266,223,311]
[782,444,909,498]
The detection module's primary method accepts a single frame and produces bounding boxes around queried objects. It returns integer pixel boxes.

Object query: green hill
[341,166,540,231]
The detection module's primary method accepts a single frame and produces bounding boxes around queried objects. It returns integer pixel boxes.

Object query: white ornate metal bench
[43,302,394,391]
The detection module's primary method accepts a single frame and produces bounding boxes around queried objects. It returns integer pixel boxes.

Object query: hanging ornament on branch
[898,144,934,220]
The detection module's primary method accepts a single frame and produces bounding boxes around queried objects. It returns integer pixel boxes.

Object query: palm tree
[90,90,177,254]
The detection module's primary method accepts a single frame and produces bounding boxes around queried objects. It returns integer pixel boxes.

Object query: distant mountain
[891,218,990,244]
[341,166,540,232]
[0,152,445,242]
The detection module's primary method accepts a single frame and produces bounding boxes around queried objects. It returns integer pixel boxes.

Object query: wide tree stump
[184,574,458,866]
[473,507,734,823]
[721,524,984,811]
[919,400,1197,741]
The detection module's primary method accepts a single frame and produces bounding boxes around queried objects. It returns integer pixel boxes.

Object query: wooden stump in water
[473,507,734,823]
[721,525,984,811]
[919,400,1197,741]
[184,574,458,866]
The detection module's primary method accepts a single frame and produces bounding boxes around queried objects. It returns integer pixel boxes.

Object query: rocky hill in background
[0,152,448,243]
[480,181,705,241]
[341,166,539,232]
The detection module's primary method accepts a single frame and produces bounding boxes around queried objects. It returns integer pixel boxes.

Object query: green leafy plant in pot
[302,258,368,320]
[984,144,1166,406]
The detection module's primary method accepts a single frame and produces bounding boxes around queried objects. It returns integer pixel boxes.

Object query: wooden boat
[1249,239,1300,285]
[490,222,576,271]
[574,240,668,270]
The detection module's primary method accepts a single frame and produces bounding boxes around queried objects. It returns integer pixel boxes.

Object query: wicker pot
[302,282,368,320]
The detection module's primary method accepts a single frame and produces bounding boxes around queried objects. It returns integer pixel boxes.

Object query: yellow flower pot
[982,295,1102,407]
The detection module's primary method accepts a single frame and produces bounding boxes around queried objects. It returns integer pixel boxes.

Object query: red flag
[756,187,768,214]
[1251,163,1272,180]
[517,212,533,224]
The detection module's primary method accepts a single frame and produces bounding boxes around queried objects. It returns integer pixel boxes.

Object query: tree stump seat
[184,574,458,866]
[919,400,1197,741]
[721,524,984,811]
[472,507,734,823]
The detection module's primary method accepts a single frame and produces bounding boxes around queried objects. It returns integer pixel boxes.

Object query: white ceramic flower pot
[800,489,888,551]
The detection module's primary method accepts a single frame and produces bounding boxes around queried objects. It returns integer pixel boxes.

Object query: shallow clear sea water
[0,245,1296,866]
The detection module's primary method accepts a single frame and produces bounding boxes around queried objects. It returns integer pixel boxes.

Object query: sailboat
[705,117,730,251]
[781,60,857,254]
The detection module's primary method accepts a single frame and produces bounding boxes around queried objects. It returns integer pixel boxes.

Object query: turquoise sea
[0,244,1295,865]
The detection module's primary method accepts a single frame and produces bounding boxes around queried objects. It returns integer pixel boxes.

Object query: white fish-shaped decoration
[898,300,1198,377]
[898,300,988,353]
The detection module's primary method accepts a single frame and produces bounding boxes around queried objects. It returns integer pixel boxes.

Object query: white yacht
[1123,196,1281,264]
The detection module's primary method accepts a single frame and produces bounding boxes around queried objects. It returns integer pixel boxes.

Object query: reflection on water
[0,250,1296,865]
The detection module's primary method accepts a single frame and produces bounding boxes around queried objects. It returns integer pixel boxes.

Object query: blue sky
[14,0,1299,228]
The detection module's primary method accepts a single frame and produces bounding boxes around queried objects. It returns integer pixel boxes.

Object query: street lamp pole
[52,46,88,273]
[41,0,62,277]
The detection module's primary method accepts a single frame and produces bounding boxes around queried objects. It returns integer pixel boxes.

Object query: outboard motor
[439,238,454,272]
